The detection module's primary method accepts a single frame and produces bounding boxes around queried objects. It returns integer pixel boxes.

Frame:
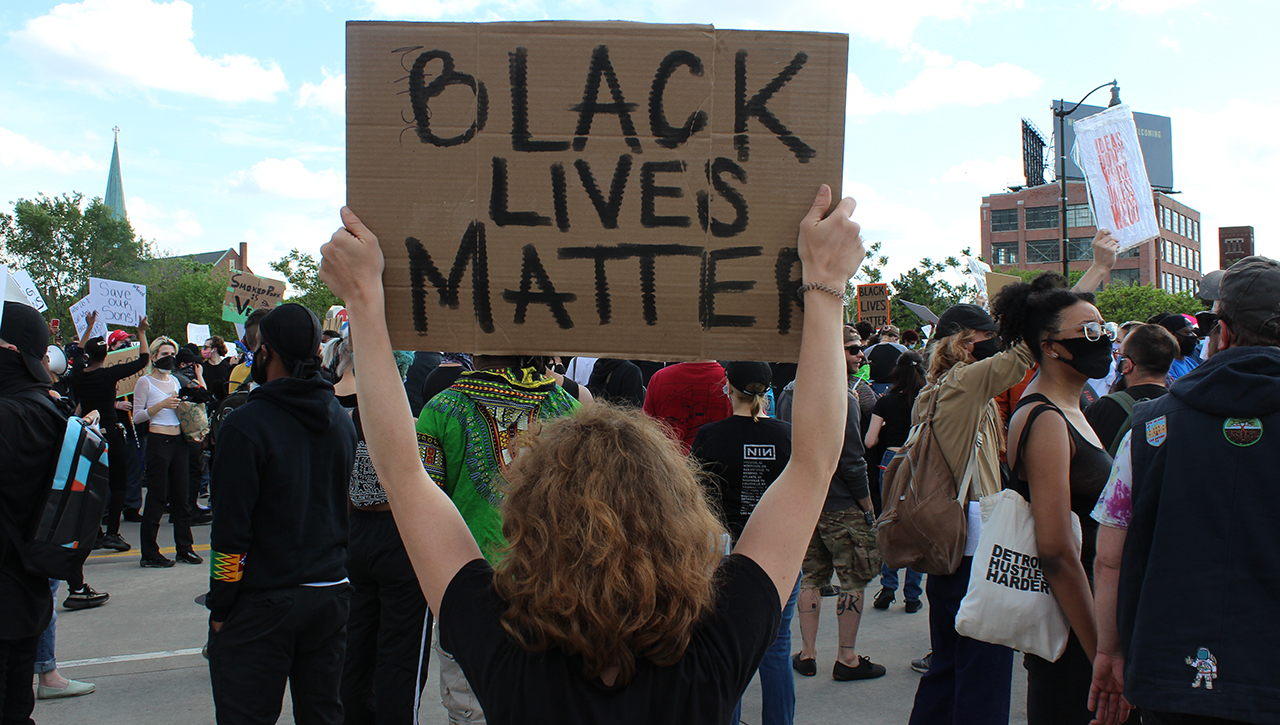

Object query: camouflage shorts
[801,508,881,593]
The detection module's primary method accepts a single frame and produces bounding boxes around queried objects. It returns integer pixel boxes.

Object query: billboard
[1053,101,1173,191]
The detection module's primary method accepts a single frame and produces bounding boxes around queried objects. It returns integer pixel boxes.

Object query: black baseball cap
[0,301,52,384]
[1197,269,1224,302]
[1219,256,1280,336]
[725,361,772,396]
[258,303,323,375]
[935,303,997,338]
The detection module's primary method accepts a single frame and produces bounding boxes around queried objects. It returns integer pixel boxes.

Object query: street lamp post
[1055,81,1121,278]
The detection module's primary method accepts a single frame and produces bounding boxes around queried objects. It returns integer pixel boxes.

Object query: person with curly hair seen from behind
[999,273,1115,724]
[317,182,863,724]
[908,229,1117,725]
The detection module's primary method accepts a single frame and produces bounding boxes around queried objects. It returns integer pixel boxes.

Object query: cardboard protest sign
[187,323,211,346]
[1071,105,1160,251]
[856,284,890,329]
[323,306,348,333]
[223,270,285,324]
[104,346,144,399]
[900,299,939,325]
[985,272,1022,304]
[347,21,848,361]
[9,270,48,312]
[89,277,147,327]
[70,295,108,340]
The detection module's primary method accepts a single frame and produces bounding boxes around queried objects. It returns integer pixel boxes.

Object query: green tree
[270,249,342,318]
[887,253,980,331]
[1092,283,1207,324]
[0,193,152,327]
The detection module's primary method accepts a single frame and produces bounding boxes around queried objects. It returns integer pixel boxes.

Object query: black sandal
[791,653,817,677]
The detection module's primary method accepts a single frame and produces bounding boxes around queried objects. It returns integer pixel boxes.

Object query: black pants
[187,440,205,515]
[208,584,352,725]
[341,510,431,724]
[1142,712,1253,725]
[141,432,192,560]
[1025,630,1094,724]
[104,424,128,536]
[0,635,38,725]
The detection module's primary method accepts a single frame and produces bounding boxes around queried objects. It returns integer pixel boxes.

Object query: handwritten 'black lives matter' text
[397,43,815,336]
[986,544,1052,594]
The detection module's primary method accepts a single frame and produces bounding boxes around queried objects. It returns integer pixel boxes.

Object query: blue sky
[2,0,1276,288]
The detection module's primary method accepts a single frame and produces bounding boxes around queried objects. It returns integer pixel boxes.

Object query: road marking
[88,543,211,561]
[60,648,204,669]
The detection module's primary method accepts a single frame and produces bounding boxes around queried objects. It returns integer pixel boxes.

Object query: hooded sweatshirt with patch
[1120,346,1280,722]
[206,374,356,622]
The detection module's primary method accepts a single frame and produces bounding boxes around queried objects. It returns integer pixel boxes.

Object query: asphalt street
[34,520,1031,724]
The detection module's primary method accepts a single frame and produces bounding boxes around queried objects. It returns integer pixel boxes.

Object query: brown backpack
[876,374,981,576]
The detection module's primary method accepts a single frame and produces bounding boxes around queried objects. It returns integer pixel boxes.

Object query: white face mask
[723,384,731,397]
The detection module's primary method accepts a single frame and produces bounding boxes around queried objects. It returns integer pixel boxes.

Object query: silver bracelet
[795,282,847,303]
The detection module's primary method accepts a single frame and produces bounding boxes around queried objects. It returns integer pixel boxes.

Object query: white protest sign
[1072,104,1160,251]
[8,269,48,312]
[70,295,108,340]
[187,323,211,347]
[88,277,147,327]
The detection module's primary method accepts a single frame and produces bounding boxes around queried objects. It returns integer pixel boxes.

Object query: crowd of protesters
[1,184,1275,725]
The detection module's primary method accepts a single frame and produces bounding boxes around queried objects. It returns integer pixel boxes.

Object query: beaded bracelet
[793,282,847,309]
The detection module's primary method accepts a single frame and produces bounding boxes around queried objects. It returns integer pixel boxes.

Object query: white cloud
[848,53,1040,116]
[1094,0,1197,13]
[0,127,100,174]
[1160,36,1181,50]
[298,70,345,115]
[230,158,345,207]
[10,0,288,103]
[127,196,204,244]
[931,156,1022,189]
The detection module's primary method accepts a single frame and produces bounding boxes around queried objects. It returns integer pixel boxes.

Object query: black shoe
[175,550,203,565]
[818,584,840,597]
[92,530,106,550]
[99,533,131,552]
[140,556,175,568]
[873,587,895,610]
[63,585,110,610]
[191,511,213,526]
[791,653,817,677]
[833,656,887,681]
[904,598,923,614]
[911,652,932,674]
[122,508,143,523]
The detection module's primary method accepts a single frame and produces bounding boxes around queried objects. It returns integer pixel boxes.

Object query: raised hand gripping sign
[1072,104,1160,251]
[88,278,147,327]
[347,21,848,361]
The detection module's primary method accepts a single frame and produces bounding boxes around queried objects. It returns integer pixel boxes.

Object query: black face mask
[1050,336,1114,379]
[154,355,177,372]
[1178,335,1198,358]
[251,348,270,385]
[971,337,1000,361]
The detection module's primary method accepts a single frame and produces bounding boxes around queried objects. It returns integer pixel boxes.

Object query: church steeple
[105,127,126,221]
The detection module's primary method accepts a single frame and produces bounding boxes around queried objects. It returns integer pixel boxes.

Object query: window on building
[1179,245,1186,269]
[1067,238,1094,261]
[991,209,1019,232]
[1161,206,1170,229]
[1119,244,1142,259]
[1179,214,1187,238]
[1110,268,1141,286]
[992,242,1019,266]
[1162,240,1171,262]
[1195,250,1201,271]
[1193,220,1199,242]
[1025,206,1059,230]
[1066,204,1094,228]
[1026,239,1060,264]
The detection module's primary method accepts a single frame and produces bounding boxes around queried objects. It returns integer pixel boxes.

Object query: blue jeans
[734,574,800,725]
[36,580,58,675]
[878,449,923,602]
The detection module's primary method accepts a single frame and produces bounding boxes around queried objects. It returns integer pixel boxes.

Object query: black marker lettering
[708,157,749,237]
[503,244,577,329]
[509,48,571,152]
[572,46,643,154]
[775,246,801,335]
[734,50,815,163]
[558,244,702,325]
[405,224,494,334]
[649,51,708,149]
[550,163,570,232]
[408,50,488,148]
[700,246,762,329]
[640,160,690,228]
[490,157,552,227]
[574,155,632,229]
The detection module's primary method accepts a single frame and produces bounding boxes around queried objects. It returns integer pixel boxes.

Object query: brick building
[980,182,1204,295]
[1218,226,1255,269]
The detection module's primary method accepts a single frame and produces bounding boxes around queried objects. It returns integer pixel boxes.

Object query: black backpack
[0,391,110,581]
[209,377,251,445]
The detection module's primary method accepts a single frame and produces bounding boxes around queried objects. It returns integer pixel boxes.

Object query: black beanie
[258,303,322,375]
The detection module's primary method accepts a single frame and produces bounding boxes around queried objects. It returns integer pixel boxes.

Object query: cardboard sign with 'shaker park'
[223,271,286,324]
[346,21,848,361]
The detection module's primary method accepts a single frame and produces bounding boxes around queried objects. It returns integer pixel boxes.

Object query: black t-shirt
[422,364,465,405]
[1085,383,1168,455]
[71,352,149,427]
[202,358,233,401]
[871,390,914,449]
[440,553,780,725]
[689,416,792,539]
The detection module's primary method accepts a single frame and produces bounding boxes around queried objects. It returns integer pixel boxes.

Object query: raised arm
[319,207,482,615]
[1071,229,1119,294]
[734,185,865,604]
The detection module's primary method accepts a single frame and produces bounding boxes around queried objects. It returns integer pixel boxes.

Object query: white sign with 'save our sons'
[89,277,147,327]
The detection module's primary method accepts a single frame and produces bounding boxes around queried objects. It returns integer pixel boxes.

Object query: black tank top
[1010,393,1113,576]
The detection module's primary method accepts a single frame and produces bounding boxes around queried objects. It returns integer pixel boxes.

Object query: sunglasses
[1055,321,1119,342]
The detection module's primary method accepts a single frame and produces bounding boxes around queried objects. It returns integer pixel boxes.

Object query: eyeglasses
[1055,321,1119,342]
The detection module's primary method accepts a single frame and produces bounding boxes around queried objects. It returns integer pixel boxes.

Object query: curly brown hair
[493,403,727,686]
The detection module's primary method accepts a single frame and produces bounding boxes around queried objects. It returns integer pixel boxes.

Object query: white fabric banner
[1072,104,1161,251]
